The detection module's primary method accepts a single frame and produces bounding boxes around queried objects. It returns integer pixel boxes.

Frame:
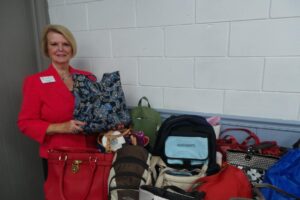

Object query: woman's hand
[46,120,86,135]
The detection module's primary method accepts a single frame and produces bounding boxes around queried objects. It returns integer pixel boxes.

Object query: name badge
[40,76,56,83]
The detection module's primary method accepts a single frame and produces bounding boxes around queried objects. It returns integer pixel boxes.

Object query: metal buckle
[71,160,82,173]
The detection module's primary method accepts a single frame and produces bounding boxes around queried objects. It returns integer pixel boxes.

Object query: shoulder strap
[254,183,300,200]
[163,185,205,199]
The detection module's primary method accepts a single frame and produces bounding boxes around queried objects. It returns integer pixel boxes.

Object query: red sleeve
[17,76,49,144]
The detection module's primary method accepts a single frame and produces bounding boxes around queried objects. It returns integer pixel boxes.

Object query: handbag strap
[250,141,277,151]
[58,154,97,200]
[253,183,300,200]
[50,148,100,154]
[138,96,151,108]
[220,128,260,146]
[163,185,205,199]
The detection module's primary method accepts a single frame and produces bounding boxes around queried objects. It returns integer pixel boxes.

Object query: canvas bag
[108,145,154,200]
[153,156,207,191]
[153,115,220,174]
[73,71,131,134]
[130,96,162,148]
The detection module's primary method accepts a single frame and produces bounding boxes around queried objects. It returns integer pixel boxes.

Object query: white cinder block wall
[47,0,300,121]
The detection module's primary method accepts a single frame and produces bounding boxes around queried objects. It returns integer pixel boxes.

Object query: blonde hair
[41,24,77,57]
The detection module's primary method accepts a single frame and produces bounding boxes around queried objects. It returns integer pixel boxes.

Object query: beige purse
[154,157,207,191]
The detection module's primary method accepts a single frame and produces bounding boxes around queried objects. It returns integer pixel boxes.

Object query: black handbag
[73,71,131,134]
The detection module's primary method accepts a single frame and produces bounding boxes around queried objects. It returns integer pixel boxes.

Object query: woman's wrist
[46,123,63,135]
[45,120,85,135]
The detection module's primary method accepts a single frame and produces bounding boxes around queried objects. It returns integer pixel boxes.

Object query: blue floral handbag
[73,71,131,134]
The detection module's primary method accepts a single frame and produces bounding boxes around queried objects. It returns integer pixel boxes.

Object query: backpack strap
[112,156,149,169]
[109,171,147,187]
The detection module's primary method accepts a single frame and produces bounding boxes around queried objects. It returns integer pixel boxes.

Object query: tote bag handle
[220,128,260,146]
[138,96,151,108]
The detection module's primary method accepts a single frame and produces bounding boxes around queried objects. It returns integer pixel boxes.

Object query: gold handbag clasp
[71,160,82,173]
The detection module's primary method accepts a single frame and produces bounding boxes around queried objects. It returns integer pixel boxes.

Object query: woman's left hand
[46,120,86,135]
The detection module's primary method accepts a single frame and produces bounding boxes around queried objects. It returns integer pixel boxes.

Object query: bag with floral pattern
[73,71,131,134]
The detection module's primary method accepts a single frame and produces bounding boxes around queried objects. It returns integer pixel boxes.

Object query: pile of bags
[46,69,300,200]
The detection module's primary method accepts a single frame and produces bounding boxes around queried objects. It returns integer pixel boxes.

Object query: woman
[17,24,97,178]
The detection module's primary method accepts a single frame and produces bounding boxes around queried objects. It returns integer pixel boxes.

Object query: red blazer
[18,64,97,158]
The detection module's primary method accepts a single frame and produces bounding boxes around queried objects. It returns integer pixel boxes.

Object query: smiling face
[47,31,73,67]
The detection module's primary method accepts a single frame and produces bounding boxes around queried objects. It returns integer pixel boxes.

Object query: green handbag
[130,97,162,148]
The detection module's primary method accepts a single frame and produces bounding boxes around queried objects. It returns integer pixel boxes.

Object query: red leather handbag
[189,164,253,200]
[217,128,260,160]
[44,148,113,200]
[216,128,285,183]
[217,128,282,161]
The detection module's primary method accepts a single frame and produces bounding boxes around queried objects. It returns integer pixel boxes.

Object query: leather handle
[49,148,100,154]
[138,96,151,108]
[252,141,276,150]
[220,128,260,146]
[59,154,97,200]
